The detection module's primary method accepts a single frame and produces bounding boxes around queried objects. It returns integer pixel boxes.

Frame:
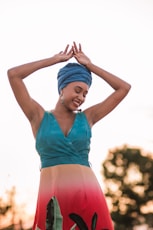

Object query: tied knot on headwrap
[57,63,92,94]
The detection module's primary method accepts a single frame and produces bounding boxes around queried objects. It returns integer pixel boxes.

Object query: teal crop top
[36,111,92,168]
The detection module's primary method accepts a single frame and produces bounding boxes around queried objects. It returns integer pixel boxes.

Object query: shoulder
[83,107,95,127]
[77,111,92,128]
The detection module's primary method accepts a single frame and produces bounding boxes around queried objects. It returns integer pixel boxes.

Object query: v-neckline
[50,112,78,138]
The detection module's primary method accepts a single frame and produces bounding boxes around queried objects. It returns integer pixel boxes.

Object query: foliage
[0,198,11,216]
[0,186,26,229]
[102,145,153,230]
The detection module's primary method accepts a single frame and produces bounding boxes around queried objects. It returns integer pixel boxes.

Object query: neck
[52,101,73,116]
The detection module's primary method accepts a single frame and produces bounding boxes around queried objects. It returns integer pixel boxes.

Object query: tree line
[102,145,153,230]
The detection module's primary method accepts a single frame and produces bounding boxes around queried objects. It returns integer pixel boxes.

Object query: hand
[54,44,73,63]
[72,42,91,66]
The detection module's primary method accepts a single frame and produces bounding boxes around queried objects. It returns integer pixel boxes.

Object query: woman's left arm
[72,42,131,126]
[85,63,131,126]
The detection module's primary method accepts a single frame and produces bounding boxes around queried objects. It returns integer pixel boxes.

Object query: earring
[60,91,64,104]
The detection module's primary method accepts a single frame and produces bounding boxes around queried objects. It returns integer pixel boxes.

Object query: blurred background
[0,0,153,229]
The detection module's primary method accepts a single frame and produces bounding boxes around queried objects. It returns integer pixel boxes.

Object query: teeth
[73,101,80,107]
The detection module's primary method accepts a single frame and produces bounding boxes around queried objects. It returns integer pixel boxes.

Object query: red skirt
[32,164,114,230]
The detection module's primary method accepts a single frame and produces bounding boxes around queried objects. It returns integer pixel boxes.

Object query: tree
[0,195,11,225]
[102,145,153,230]
[0,186,25,229]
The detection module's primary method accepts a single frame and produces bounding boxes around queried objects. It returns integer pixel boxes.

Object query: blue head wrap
[57,63,92,94]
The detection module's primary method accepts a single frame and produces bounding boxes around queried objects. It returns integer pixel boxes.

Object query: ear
[60,90,63,97]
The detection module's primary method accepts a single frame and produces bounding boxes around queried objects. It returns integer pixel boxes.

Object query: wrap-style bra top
[36,111,92,168]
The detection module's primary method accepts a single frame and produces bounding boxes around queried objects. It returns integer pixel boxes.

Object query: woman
[8,42,131,230]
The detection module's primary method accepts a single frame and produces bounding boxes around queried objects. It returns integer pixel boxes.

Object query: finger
[72,46,76,55]
[73,41,79,53]
[63,44,69,53]
[79,43,82,52]
[67,47,73,56]
[70,47,74,53]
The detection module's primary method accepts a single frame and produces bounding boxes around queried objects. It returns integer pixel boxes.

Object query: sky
[0,0,153,224]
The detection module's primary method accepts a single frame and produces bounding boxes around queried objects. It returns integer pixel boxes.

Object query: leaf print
[69,213,88,230]
[70,223,77,230]
[46,196,63,230]
[46,197,54,229]
[91,213,97,230]
[36,226,41,230]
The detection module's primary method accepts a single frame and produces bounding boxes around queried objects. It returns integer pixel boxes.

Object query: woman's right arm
[7,45,73,134]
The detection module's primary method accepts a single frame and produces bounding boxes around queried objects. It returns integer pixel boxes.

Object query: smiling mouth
[73,100,81,108]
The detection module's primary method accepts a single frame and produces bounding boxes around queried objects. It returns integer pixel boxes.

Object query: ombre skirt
[32,164,114,230]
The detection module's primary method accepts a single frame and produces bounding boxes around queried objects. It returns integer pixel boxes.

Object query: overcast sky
[0,0,153,220]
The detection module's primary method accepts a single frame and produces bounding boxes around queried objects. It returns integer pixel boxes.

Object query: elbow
[7,68,17,80]
[125,83,131,93]
[122,83,131,97]
[7,68,13,79]
[117,83,131,98]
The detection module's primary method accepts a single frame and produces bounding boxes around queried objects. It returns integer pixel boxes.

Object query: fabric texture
[57,63,92,94]
[36,112,91,168]
[32,111,114,230]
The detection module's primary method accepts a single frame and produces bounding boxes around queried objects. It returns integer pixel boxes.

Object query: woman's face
[61,81,89,111]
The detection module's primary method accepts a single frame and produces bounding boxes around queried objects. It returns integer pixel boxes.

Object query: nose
[77,93,85,102]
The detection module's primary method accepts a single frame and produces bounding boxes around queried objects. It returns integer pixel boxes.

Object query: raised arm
[7,45,73,135]
[72,42,131,126]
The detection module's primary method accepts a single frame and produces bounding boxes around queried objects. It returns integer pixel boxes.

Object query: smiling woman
[7,41,131,229]
[59,82,89,112]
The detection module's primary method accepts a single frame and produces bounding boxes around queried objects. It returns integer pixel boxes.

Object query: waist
[40,155,90,168]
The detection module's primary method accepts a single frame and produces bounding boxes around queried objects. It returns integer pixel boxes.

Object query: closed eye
[74,86,88,97]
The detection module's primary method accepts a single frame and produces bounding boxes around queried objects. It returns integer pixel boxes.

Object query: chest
[36,112,92,153]
[54,116,76,137]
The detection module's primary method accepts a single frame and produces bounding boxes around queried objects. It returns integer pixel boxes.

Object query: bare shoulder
[83,105,98,127]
